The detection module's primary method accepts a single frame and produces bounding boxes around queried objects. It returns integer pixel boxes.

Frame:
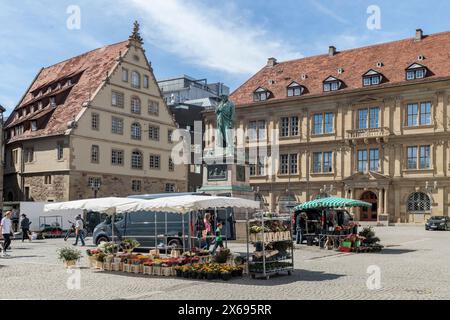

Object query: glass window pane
[331,82,339,91]
[323,83,331,92]
[369,148,379,171]
[369,107,379,128]
[407,70,415,80]
[357,150,368,172]
[358,109,368,129]
[313,114,323,135]
[420,102,431,125]
[407,146,418,169]
[420,145,430,169]
[323,152,332,172]
[407,104,418,126]
[313,152,322,173]
[324,113,333,133]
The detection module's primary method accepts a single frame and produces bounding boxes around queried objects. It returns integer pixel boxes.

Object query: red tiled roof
[230,30,450,106]
[5,41,129,143]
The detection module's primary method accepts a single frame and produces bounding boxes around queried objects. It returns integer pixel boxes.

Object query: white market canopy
[116,195,261,214]
[43,195,260,215]
[43,197,146,214]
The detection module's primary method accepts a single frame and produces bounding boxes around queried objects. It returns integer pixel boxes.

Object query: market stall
[294,197,382,252]
[46,195,261,281]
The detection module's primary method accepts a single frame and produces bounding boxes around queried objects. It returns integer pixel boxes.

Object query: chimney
[267,57,277,67]
[329,46,336,56]
[415,29,423,41]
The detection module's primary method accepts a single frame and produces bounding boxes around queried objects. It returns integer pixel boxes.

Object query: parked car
[425,216,450,231]
[92,193,236,248]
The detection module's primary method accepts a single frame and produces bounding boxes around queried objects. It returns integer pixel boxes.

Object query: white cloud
[126,0,301,75]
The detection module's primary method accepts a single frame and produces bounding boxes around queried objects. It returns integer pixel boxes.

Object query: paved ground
[0,225,449,300]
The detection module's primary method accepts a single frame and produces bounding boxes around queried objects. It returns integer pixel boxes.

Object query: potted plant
[120,239,140,253]
[57,247,81,268]
[213,248,231,264]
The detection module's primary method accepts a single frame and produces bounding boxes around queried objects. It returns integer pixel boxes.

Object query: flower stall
[294,197,383,253]
[46,195,260,281]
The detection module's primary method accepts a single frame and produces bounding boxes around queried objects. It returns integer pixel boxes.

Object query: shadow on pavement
[379,248,416,255]
[97,268,345,286]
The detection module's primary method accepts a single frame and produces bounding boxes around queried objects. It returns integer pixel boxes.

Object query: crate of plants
[249,261,293,274]
[174,263,244,281]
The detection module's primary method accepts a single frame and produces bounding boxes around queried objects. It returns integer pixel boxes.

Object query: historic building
[204,29,450,223]
[3,22,187,202]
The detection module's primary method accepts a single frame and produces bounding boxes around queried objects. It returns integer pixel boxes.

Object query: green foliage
[359,226,381,244]
[57,247,81,262]
[213,248,231,264]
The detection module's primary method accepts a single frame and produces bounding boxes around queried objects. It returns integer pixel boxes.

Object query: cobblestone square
[0,225,448,300]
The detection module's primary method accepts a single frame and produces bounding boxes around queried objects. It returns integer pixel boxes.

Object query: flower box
[152,266,162,276]
[143,265,153,275]
[123,264,132,273]
[111,262,122,272]
[103,262,112,271]
[131,264,142,274]
[113,257,122,264]
[161,267,172,277]
[64,260,77,268]
[87,256,97,268]
[198,255,211,264]
[94,261,104,269]
[339,247,352,253]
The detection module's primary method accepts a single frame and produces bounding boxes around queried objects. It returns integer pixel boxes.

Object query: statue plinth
[199,147,254,203]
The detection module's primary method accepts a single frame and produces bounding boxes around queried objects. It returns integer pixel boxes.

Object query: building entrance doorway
[360,191,378,221]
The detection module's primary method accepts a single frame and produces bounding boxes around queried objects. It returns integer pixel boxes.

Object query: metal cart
[247,214,294,280]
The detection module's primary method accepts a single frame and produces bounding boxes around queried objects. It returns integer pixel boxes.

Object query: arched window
[131,122,141,140]
[131,71,141,88]
[407,192,431,213]
[131,150,143,169]
[131,96,141,114]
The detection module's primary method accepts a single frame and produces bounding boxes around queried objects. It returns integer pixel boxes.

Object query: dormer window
[67,79,72,86]
[287,82,303,97]
[363,69,382,86]
[253,87,270,102]
[38,102,43,109]
[50,97,56,107]
[323,76,341,92]
[406,63,427,80]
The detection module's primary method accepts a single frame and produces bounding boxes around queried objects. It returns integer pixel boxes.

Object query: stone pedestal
[198,149,256,239]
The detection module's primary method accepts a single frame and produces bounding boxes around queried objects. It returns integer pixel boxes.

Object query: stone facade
[204,31,450,224]
[3,25,187,203]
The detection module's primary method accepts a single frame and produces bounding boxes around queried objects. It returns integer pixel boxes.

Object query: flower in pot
[120,239,140,253]
[57,247,81,268]
[221,271,232,281]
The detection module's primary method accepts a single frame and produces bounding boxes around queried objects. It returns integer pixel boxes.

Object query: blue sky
[1,0,450,115]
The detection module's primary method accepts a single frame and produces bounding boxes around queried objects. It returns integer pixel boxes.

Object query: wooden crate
[122,264,132,273]
[152,266,162,276]
[111,262,122,272]
[143,265,153,275]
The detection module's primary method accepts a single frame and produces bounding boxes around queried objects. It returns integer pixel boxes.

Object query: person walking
[11,209,19,233]
[20,214,31,242]
[202,213,213,250]
[210,222,224,255]
[1,211,14,257]
[72,215,85,246]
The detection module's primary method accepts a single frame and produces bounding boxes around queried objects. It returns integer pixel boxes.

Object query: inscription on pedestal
[207,164,228,181]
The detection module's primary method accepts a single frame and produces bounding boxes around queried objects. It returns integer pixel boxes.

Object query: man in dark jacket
[20,214,31,242]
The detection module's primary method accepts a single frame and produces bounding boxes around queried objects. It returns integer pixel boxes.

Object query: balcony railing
[346,127,390,140]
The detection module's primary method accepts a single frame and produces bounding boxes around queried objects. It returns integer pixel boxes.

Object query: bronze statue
[215,95,235,154]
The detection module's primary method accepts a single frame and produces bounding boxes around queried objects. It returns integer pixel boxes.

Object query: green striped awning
[294,197,372,211]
